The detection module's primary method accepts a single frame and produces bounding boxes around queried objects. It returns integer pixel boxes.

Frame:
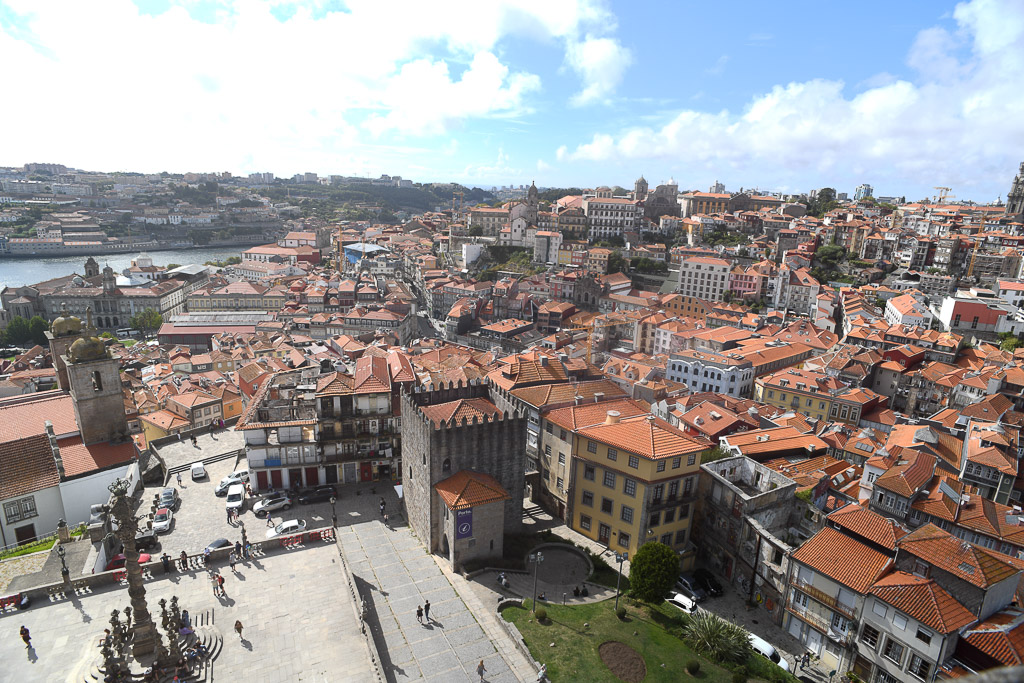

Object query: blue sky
[1,0,1022,202]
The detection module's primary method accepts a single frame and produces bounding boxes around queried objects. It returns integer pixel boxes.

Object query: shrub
[686,660,700,675]
[628,541,679,602]
[731,672,748,683]
[615,606,626,620]
[682,612,750,664]
[535,606,547,621]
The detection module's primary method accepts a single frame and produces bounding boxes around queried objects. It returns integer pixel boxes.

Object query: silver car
[266,519,306,539]
[253,492,293,517]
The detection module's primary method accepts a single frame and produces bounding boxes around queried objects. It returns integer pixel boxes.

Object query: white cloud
[0,0,622,174]
[559,0,1024,198]
[565,35,633,106]
[536,159,551,172]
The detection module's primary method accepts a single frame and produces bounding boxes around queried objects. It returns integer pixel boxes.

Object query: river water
[0,247,243,291]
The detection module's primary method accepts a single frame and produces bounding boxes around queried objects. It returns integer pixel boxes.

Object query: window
[652,484,664,503]
[664,508,675,523]
[893,612,908,630]
[624,479,637,497]
[3,501,21,524]
[584,464,595,481]
[687,453,696,466]
[560,429,567,441]
[603,471,616,488]
[661,533,673,545]
[618,532,630,548]
[628,455,639,469]
[971,316,979,330]
[587,441,598,453]
[650,512,661,527]
[876,672,900,683]
[916,628,932,646]
[621,506,634,523]
[908,654,931,680]
[883,638,905,665]
[545,422,553,434]
[683,477,694,497]
[582,491,594,507]
[668,481,679,499]
[672,457,681,469]
[558,452,566,464]
[4,496,37,524]
[679,503,690,519]
[580,514,592,531]
[544,444,551,457]
[675,529,687,545]
[607,448,618,461]
[657,460,666,472]
[601,498,613,514]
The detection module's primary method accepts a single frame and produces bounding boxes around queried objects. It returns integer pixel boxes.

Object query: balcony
[789,575,857,620]
[785,605,854,646]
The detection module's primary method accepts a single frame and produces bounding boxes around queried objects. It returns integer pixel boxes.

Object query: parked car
[152,508,174,534]
[253,492,293,517]
[693,567,724,597]
[190,462,207,480]
[134,529,159,551]
[158,487,180,511]
[297,485,337,505]
[666,591,699,613]
[214,470,250,496]
[105,553,152,571]
[204,538,231,554]
[676,573,709,602]
[748,633,791,672]
[225,483,246,512]
[266,519,307,540]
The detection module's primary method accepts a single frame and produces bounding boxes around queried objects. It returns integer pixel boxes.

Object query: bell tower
[64,308,128,444]
[1007,162,1024,218]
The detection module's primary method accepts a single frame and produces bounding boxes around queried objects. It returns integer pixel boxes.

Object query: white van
[190,462,207,481]
[225,484,246,512]
[748,633,791,672]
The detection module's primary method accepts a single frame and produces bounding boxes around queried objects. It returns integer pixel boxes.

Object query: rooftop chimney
[605,410,621,424]
[539,356,549,367]
[594,392,605,403]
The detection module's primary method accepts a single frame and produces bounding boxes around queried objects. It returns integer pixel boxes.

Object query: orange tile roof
[869,571,975,634]
[960,607,1024,666]
[56,436,136,478]
[791,526,893,593]
[434,470,511,510]
[510,379,626,409]
[0,434,61,499]
[578,415,711,460]
[828,503,908,551]
[898,523,1021,589]
[419,398,501,428]
[354,355,391,394]
[545,398,650,431]
[722,426,829,456]
[875,451,936,498]
[0,391,78,441]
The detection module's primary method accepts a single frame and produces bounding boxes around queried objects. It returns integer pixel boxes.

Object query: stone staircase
[72,608,224,682]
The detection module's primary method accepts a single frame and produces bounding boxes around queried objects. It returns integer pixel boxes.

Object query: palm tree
[682,611,750,664]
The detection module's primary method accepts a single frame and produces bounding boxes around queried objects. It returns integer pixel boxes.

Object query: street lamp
[330,496,337,527]
[613,551,628,612]
[57,544,69,581]
[529,551,545,613]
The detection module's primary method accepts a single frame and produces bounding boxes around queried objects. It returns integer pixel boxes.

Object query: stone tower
[45,303,85,391]
[84,257,99,278]
[64,309,128,444]
[635,175,649,201]
[525,181,539,224]
[1007,162,1024,218]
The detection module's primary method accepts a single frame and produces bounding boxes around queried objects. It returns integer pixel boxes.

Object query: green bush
[615,606,626,620]
[535,606,547,621]
[629,541,680,601]
[686,660,700,674]
[731,672,748,683]
[682,612,751,664]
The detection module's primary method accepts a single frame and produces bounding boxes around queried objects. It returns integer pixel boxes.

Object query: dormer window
[912,560,929,578]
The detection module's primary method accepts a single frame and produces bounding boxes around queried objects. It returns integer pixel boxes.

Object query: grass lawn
[0,524,86,561]
[119,339,137,347]
[503,599,735,683]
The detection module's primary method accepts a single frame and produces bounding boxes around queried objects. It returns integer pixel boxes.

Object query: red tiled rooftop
[434,470,511,510]
[791,526,893,593]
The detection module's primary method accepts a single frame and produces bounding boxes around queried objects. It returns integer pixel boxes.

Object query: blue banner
[456,508,473,539]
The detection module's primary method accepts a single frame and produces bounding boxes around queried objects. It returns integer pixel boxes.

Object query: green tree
[807,188,840,217]
[628,541,679,601]
[3,316,32,345]
[467,226,483,237]
[606,252,629,274]
[701,446,732,464]
[682,611,751,664]
[130,309,163,334]
[27,316,49,345]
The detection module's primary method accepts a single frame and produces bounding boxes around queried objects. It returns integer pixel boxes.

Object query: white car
[253,492,293,517]
[152,508,173,534]
[266,519,307,540]
[190,461,207,480]
[215,469,250,496]
[666,591,699,613]
[225,483,246,512]
[748,633,791,672]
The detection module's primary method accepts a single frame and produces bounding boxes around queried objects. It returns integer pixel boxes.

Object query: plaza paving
[0,541,375,683]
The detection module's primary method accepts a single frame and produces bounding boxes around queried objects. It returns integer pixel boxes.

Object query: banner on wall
[456,508,473,539]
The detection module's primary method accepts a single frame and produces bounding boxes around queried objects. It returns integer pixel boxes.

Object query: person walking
[176,472,183,487]
[234,620,243,639]
[234,541,242,558]
[379,497,386,516]
[20,625,31,648]
[211,574,219,596]
[244,541,252,559]
[416,605,423,624]
[383,513,390,529]
[179,550,189,571]
[216,573,226,596]
[228,552,236,572]
[476,660,486,681]
[226,508,233,525]
[423,600,431,622]
[266,515,274,528]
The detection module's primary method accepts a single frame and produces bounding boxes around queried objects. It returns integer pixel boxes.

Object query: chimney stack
[605,410,621,424]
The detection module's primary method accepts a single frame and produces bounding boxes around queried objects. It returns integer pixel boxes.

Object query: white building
[582,196,641,239]
[677,256,731,302]
[884,293,933,328]
[666,349,754,397]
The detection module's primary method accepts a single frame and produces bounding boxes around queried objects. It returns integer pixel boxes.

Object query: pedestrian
[20,625,31,648]
[176,472,182,487]
[379,497,386,516]
[424,600,431,622]
[228,552,236,571]
[244,541,252,559]
[234,620,243,638]
[234,540,242,557]
[181,609,190,627]
[476,660,486,681]
[177,433,182,442]
[203,547,211,566]
[217,573,226,596]
[383,513,389,529]
[266,515,274,528]
[161,553,172,574]
[211,574,219,595]
[416,605,423,624]
[179,550,189,571]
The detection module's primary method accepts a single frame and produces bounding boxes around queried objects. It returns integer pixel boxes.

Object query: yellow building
[568,410,713,568]
[754,368,885,425]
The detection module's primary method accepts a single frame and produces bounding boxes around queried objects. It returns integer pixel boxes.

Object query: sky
[1,0,1023,201]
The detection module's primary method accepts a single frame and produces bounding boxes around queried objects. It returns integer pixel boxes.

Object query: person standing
[216,573,226,596]
[379,498,386,516]
[234,620,243,639]
[476,660,486,681]
[416,606,423,624]
[211,573,219,596]
[234,540,242,558]
[228,552,236,572]
[20,625,31,648]
[423,600,431,622]
[176,472,183,487]
[179,550,189,571]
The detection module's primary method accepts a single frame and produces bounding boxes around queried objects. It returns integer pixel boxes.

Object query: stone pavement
[0,541,374,683]
[152,426,245,474]
[339,517,537,683]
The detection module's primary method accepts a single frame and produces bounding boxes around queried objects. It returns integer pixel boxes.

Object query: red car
[105,553,152,571]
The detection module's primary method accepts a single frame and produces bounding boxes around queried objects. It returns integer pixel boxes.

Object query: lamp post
[529,551,545,613]
[330,496,338,527]
[57,544,69,582]
[613,551,628,612]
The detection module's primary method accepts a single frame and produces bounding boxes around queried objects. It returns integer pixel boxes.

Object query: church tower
[1007,162,1024,218]
[526,181,539,224]
[84,257,99,278]
[45,303,85,391]
[63,309,129,444]
[634,176,649,201]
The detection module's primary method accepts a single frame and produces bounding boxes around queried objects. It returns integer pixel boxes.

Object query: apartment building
[568,410,712,565]
[677,256,730,302]
[666,349,754,397]
[582,196,641,239]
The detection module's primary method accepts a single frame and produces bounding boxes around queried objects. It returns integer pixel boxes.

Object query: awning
[393,484,403,500]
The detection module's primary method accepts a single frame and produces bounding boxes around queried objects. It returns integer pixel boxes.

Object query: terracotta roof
[434,470,511,510]
[419,398,502,428]
[960,607,1024,666]
[0,391,79,441]
[510,379,626,409]
[578,415,711,460]
[56,436,136,478]
[545,398,650,431]
[869,571,975,634]
[791,526,893,593]
[898,523,1021,589]
[0,434,60,499]
[721,426,829,456]
[354,355,391,394]
[828,503,908,551]
[140,409,190,432]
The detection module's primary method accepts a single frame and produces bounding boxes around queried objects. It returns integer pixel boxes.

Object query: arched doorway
[441,533,450,559]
